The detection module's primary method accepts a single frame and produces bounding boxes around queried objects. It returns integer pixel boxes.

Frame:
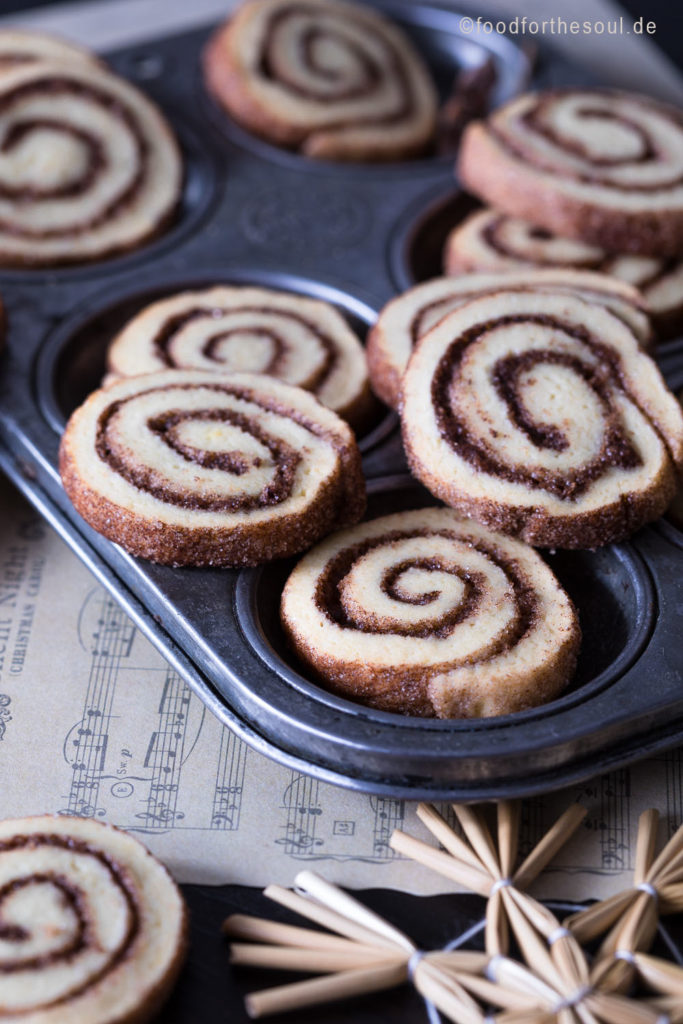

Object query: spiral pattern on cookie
[444,207,683,341]
[106,286,374,430]
[445,208,614,275]
[367,270,651,410]
[59,370,365,566]
[0,815,186,1023]
[458,89,683,256]
[0,59,181,265]
[203,0,438,161]
[281,507,579,717]
[401,289,683,548]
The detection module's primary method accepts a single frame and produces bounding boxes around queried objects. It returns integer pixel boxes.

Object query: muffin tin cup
[0,4,681,800]
[200,1,531,177]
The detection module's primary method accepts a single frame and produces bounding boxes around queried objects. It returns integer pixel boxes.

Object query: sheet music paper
[0,476,676,899]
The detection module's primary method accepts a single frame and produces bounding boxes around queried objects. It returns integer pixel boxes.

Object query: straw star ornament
[389,801,587,956]
[222,800,683,1023]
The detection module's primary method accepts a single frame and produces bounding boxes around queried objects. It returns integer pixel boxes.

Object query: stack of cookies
[340,86,683,718]
[60,285,373,568]
[314,255,683,717]
[450,88,683,342]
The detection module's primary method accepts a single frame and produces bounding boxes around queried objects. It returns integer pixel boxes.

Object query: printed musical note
[62,592,134,818]
[210,728,247,830]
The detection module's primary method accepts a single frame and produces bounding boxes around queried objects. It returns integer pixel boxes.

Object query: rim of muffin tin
[198,0,531,176]
[388,184,492,292]
[35,266,398,457]
[0,117,220,285]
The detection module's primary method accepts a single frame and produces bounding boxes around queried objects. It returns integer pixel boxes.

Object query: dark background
[0,0,680,73]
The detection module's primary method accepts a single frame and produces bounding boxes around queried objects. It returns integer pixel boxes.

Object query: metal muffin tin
[0,2,682,800]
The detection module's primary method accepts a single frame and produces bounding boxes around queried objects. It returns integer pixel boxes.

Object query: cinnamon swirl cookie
[401,289,683,548]
[0,30,101,71]
[0,60,181,266]
[203,0,438,161]
[59,370,365,566]
[0,814,186,1023]
[445,208,683,341]
[367,270,651,410]
[458,89,683,257]
[105,286,374,431]
[281,507,579,717]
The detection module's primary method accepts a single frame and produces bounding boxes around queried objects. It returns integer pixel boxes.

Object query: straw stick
[427,950,489,974]
[657,844,683,886]
[590,953,632,994]
[498,801,521,880]
[244,963,408,1018]
[650,997,683,1024]
[453,804,502,879]
[229,943,405,973]
[631,950,683,995]
[414,960,487,1024]
[389,830,492,895]
[645,821,683,883]
[454,969,548,1010]
[263,884,402,951]
[222,913,384,954]
[599,891,658,957]
[565,890,635,945]
[657,882,683,911]
[417,803,486,872]
[486,888,507,956]
[500,889,566,991]
[589,990,670,1024]
[496,1011,556,1024]
[513,805,587,889]
[634,809,659,885]
[294,871,415,952]
[486,954,561,1007]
